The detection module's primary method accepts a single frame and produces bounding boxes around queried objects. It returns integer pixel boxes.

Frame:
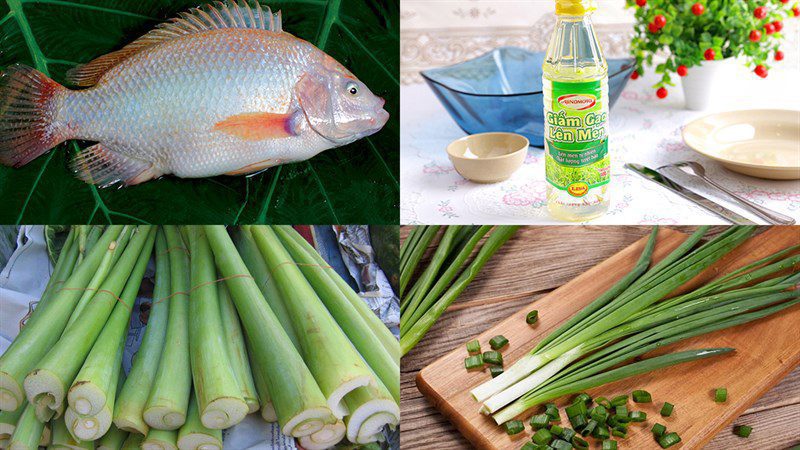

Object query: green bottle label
[545,79,609,198]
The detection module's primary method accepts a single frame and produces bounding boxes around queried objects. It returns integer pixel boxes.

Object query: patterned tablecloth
[400,68,800,225]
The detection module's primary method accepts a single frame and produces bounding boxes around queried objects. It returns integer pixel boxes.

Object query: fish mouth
[372,108,390,129]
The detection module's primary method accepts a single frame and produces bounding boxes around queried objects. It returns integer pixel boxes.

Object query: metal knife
[624,163,756,225]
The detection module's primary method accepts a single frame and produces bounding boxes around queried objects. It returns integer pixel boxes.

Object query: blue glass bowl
[420,47,635,147]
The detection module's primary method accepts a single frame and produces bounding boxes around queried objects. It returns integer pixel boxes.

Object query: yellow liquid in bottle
[543,5,610,222]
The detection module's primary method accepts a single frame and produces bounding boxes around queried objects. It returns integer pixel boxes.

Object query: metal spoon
[669,161,795,225]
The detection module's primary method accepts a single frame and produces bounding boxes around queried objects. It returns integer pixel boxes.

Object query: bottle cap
[556,0,597,15]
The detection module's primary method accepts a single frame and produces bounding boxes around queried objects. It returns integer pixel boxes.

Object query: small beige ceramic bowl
[446,132,529,183]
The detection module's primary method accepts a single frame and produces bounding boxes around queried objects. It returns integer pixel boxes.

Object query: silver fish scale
[58,29,334,179]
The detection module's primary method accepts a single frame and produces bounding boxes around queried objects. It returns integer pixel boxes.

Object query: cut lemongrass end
[298,421,346,450]
[143,407,186,431]
[714,388,727,403]
[282,407,335,438]
[23,369,64,422]
[0,376,24,412]
[261,403,277,423]
[67,382,107,417]
[65,406,112,441]
[344,397,399,444]
[326,376,371,419]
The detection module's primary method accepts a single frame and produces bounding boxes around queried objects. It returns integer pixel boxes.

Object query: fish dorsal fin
[65,0,282,87]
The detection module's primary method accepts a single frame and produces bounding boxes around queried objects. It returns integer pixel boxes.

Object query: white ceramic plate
[682,109,800,180]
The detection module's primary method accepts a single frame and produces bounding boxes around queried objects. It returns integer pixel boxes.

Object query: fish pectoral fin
[225,158,282,176]
[70,143,158,187]
[213,111,299,141]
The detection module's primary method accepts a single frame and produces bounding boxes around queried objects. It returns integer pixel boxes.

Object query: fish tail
[0,64,71,167]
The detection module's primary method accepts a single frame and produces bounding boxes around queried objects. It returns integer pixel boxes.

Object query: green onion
[526,311,539,324]
[532,427,552,444]
[565,402,586,418]
[602,439,618,450]
[580,419,598,436]
[611,425,627,438]
[629,411,647,422]
[651,423,666,437]
[561,427,576,441]
[660,402,674,417]
[489,335,509,350]
[632,390,651,403]
[400,226,440,297]
[520,442,537,450]
[490,366,504,378]
[545,403,559,421]
[592,424,610,439]
[574,393,592,405]
[715,388,727,403]
[529,414,550,429]
[465,356,484,370]
[550,439,572,450]
[595,397,611,408]
[549,424,564,436]
[610,395,628,407]
[614,405,628,417]
[658,431,682,448]
[590,405,608,424]
[733,425,752,438]
[504,420,524,435]
[569,414,587,430]
[467,340,481,354]
[483,351,503,366]
[571,435,589,449]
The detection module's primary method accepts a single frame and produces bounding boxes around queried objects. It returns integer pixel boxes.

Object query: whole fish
[0,0,389,186]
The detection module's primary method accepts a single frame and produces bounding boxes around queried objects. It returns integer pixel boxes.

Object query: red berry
[773,20,783,32]
[656,87,668,99]
[749,29,762,41]
[691,3,705,15]
[636,0,646,6]
[775,50,785,61]
[754,6,768,19]
[648,22,660,33]
[795,7,800,17]
[764,23,776,34]
[654,14,667,28]
[754,65,768,78]
[704,48,716,60]
[631,71,640,80]
[781,0,789,3]
[677,65,688,77]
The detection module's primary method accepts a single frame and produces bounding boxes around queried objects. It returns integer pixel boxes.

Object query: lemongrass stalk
[401,225,492,329]
[250,227,378,418]
[144,226,192,430]
[247,342,276,422]
[64,404,112,441]
[277,225,399,360]
[23,226,152,422]
[175,395,222,450]
[493,348,734,424]
[186,227,247,429]
[114,230,171,435]
[217,282,259,414]
[37,228,79,310]
[0,226,124,412]
[8,403,44,450]
[204,225,333,437]
[272,225,400,403]
[401,226,520,356]
[97,424,127,450]
[233,227,300,347]
[68,230,155,418]
[142,429,177,450]
[0,402,24,446]
[400,226,463,325]
[342,383,399,444]
[400,226,440,296]
[51,415,93,449]
[121,433,143,450]
[298,421,346,450]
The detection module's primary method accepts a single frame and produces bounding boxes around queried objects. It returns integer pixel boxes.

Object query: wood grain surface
[400,226,800,450]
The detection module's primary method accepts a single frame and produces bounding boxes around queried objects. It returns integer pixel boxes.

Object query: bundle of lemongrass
[467,226,799,429]
[400,226,520,356]
[0,225,399,450]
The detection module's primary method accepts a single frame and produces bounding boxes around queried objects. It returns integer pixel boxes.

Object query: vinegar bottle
[542,0,610,221]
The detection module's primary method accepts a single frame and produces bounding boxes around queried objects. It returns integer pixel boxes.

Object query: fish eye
[346,82,359,96]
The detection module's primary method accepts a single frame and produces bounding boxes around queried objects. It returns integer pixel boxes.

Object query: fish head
[296,57,389,146]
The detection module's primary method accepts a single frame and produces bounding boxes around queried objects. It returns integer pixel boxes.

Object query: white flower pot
[680,57,739,110]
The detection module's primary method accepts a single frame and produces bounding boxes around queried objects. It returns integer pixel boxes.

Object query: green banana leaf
[0,0,399,224]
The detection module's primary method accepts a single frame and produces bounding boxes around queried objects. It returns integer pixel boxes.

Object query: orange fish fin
[65,1,282,87]
[225,158,281,176]
[213,112,298,141]
[70,143,158,188]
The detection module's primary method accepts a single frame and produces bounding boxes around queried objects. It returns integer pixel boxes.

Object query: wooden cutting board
[416,227,800,450]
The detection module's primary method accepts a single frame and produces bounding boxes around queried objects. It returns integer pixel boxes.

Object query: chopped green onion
[465,355,483,370]
[660,402,674,417]
[592,424,610,439]
[651,423,667,437]
[629,411,647,422]
[632,390,652,403]
[503,420,524,435]
[489,366,504,378]
[658,431,681,448]
[595,397,612,408]
[466,340,481,354]
[545,403,560,421]
[561,427,576,442]
[580,419,597,436]
[733,425,752,438]
[614,405,628,417]
[715,388,727,403]
[483,351,503,366]
[612,425,627,439]
[532,428,553,445]
[549,424,564,436]
[571,435,589,449]
[520,442,537,450]
[569,414,587,430]
[550,439,572,450]
[590,405,608,424]
[610,395,628,407]
[574,393,592,405]
[565,402,586,418]
[489,335,509,350]
[602,439,618,450]
[529,414,550,430]
[526,310,539,324]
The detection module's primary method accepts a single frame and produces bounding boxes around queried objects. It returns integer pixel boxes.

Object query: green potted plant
[626,0,797,109]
